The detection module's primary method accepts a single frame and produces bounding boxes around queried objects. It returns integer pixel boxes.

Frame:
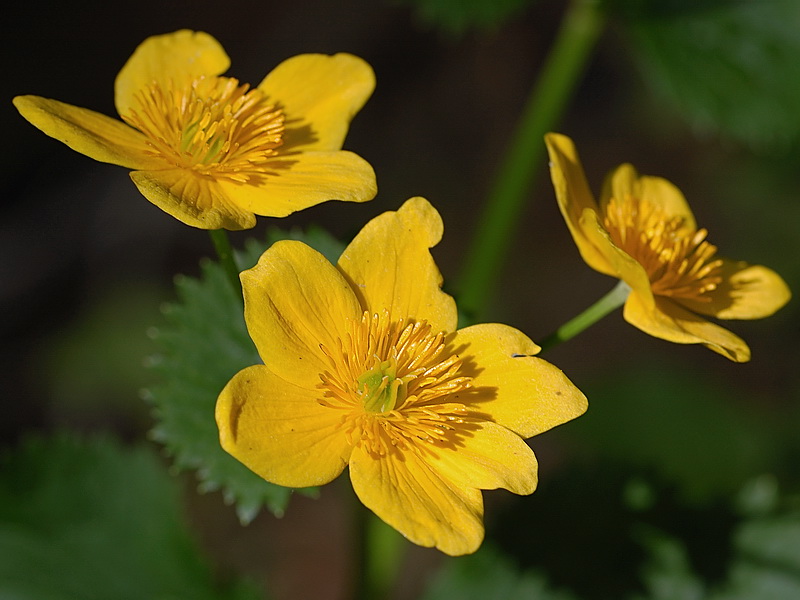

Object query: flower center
[603,195,724,302]
[122,76,285,183]
[318,311,473,456]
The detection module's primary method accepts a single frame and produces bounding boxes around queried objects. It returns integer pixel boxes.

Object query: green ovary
[357,358,406,413]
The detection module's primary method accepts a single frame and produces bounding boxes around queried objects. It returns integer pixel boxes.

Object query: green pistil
[181,122,199,152]
[358,359,405,413]
[206,135,225,163]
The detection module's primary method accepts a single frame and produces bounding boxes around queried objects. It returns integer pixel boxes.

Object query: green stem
[538,280,630,351]
[457,0,605,322]
[353,496,405,600]
[208,229,243,303]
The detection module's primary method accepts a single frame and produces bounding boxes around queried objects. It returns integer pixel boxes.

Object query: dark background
[2,1,798,598]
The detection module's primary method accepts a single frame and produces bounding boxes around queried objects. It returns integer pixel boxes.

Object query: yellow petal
[217,365,351,487]
[115,30,230,117]
[545,133,615,275]
[241,240,362,388]
[448,323,587,438]
[217,150,377,218]
[600,164,697,232]
[579,208,654,306]
[258,53,375,152]
[337,197,458,333]
[677,259,791,320]
[624,292,751,362]
[130,169,256,230]
[13,96,162,170]
[421,421,538,495]
[349,445,484,556]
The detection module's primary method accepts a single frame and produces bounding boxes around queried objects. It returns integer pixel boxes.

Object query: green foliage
[427,476,800,600]
[569,363,779,503]
[0,434,261,600]
[621,0,800,147]
[145,227,344,525]
[397,0,535,35]
[421,544,578,600]
[714,506,800,600]
[635,496,800,600]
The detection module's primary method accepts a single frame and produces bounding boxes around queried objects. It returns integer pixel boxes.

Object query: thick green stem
[538,280,630,351]
[208,229,243,303]
[353,495,405,600]
[457,0,605,322]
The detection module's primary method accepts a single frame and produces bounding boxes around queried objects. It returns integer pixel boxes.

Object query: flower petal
[579,208,654,306]
[447,323,587,438]
[13,96,162,170]
[130,169,256,230]
[421,421,538,495]
[115,30,230,117]
[677,258,791,320]
[349,445,484,556]
[545,132,616,275]
[600,164,696,232]
[216,365,351,487]
[623,292,751,362]
[241,240,362,388]
[258,53,375,152]
[216,150,377,218]
[337,197,458,334]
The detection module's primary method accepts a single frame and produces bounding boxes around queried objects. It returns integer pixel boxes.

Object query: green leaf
[568,363,778,503]
[145,227,344,524]
[420,544,579,600]
[713,508,800,600]
[632,525,706,600]
[624,0,800,147]
[0,434,261,600]
[632,491,800,600]
[396,0,536,35]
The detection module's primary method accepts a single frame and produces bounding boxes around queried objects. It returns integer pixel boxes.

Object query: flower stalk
[457,0,605,321]
[209,229,243,302]
[538,280,630,351]
[353,500,405,600]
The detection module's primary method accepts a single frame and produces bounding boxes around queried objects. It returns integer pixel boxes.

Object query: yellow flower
[13,30,377,230]
[215,197,587,555]
[545,133,791,362]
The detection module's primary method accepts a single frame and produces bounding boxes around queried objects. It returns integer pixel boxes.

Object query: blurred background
[2,1,798,599]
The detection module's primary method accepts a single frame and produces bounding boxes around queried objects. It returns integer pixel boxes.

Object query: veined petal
[677,258,791,320]
[624,292,751,362]
[217,150,376,218]
[421,421,538,495]
[600,164,696,232]
[130,169,256,230]
[216,365,351,487]
[115,30,230,117]
[448,323,587,438]
[349,445,484,556]
[258,53,375,152]
[13,96,163,170]
[241,240,362,387]
[337,197,458,334]
[545,132,615,275]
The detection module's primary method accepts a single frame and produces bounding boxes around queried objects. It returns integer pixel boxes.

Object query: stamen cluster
[603,196,724,302]
[123,76,285,182]
[318,311,472,457]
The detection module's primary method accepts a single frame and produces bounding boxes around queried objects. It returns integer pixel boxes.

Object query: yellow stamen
[123,76,285,183]
[603,196,723,302]
[318,311,472,457]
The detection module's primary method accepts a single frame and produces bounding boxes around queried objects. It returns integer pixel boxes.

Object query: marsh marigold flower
[545,133,790,362]
[215,197,587,555]
[13,30,377,230]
